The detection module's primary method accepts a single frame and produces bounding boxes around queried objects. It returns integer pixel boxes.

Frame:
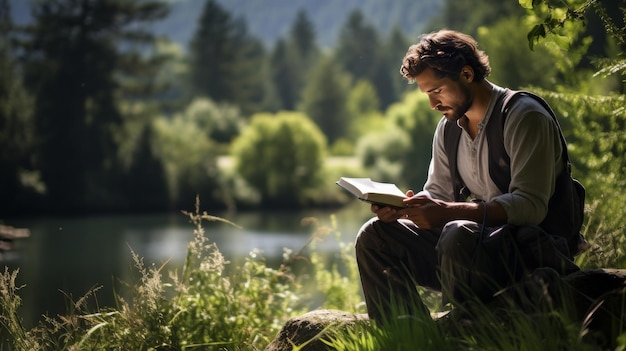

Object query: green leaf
[519,0,535,9]
[527,24,546,50]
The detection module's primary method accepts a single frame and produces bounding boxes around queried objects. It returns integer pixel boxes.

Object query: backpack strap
[443,120,467,201]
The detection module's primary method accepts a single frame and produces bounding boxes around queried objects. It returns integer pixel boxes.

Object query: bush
[231,111,328,207]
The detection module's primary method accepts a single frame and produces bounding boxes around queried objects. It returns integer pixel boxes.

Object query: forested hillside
[213,0,443,47]
[9,0,442,49]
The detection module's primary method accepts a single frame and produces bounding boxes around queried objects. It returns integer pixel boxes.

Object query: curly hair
[400,29,491,83]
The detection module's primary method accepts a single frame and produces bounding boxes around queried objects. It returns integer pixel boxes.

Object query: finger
[378,207,399,222]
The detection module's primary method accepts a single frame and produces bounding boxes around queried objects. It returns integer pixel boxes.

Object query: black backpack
[443,89,586,257]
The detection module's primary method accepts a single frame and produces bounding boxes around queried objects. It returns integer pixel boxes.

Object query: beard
[444,83,473,122]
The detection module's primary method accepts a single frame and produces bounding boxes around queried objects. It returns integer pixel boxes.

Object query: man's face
[414,68,472,122]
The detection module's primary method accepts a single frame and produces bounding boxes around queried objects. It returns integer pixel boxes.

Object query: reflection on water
[3,203,372,328]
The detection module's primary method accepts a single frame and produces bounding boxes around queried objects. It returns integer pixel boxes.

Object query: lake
[2,203,373,328]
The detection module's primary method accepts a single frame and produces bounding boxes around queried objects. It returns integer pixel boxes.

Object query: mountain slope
[9,0,443,50]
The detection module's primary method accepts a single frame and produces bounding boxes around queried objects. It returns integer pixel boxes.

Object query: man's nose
[429,96,441,110]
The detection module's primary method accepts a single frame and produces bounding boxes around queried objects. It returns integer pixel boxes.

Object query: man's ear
[461,65,474,82]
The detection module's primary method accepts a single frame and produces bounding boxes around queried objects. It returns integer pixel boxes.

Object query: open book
[336,177,407,208]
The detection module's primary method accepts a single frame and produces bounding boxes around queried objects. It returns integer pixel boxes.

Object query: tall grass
[1,197,625,350]
[0,197,363,350]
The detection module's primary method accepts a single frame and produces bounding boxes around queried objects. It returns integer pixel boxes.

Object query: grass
[0,195,625,350]
[0,197,364,350]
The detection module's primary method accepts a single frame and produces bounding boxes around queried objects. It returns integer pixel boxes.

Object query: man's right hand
[371,189,416,223]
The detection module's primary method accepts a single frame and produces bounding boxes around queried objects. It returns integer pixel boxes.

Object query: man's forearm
[448,200,508,226]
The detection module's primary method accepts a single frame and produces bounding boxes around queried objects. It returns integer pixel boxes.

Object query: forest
[0,0,624,223]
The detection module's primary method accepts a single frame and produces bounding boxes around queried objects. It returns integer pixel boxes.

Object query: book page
[336,177,407,207]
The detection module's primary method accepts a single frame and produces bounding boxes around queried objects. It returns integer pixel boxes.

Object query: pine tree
[189,0,266,115]
[269,39,298,110]
[0,0,36,214]
[334,9,395,108]
[289,10,318,63]
[299,56,351,144]
[334,10,381,81]
[21,0,169,213]
[269,10,320,110]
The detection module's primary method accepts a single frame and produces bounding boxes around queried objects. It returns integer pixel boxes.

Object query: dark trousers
[355,217,579,320]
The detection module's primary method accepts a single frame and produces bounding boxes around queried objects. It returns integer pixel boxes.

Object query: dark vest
[443,89,585,257]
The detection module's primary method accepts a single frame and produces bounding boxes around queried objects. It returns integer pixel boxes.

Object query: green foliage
[189,0,267,115]
[535,90,626,268]
[327,316,452,351]
[334,10,400,109]
[267,11,320,111]
[180,98,244,146]
[476,19,561,89]
[429,0,525,37]
[356,91,440,189]
[380,27,413,107]
[152,107,220,210]
[356,125,411,184]
[521,0,595,50]
[334,10,381,82]
[329,138,356,157]
[119,120,170,211]
[0,199,364,350]
[0,1,38,214]
[347,80,381,118]
[19,0,169,213]
[304,216,364,312]
[345,79,385,143]
[215,0,441,48]
[231,111,328,206]
[520,0,626,269]
[299,55,351,144]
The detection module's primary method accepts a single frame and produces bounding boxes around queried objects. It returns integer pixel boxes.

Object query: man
[354,29,581,321]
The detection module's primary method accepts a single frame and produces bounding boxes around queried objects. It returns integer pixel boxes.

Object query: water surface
[3,204,372,327]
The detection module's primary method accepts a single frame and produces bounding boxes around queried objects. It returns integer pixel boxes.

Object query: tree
[152,104,220,211]
[0,0,38,215]
[334,9,380,80]
[268,10,319,111]
[269,39,298,110]
[346,80,382,141]
[382,27,412,105]
[19,0,169,214]
[429,0,525,37]
[289,10,318,62]
[476,18,562,89]
[298,56,351,144]
[189,0,266,115]
[231,111,327,207]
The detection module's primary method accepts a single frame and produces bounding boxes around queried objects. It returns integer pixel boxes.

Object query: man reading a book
[354,29,584,320]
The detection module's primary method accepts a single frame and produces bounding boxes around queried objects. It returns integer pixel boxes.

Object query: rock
[264,309,368,351]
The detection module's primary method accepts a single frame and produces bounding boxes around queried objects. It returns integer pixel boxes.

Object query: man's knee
[355,217,380,251]
[437,220,478,256]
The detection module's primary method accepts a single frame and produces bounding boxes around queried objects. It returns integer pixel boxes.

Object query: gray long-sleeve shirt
[422,83,564,226]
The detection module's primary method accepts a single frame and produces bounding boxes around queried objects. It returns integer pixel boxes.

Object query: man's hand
[371,189,451,229]
[400,195,450,229]
[370,190,422,224]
